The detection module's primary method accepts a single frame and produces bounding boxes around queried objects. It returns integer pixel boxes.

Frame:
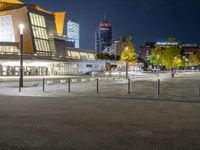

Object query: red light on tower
[99,23,112,27]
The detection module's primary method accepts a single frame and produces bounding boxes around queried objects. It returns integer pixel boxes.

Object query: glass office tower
[67,20,80,48]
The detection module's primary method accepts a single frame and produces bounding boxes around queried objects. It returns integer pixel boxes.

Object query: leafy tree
[161,38,181,70]
[188,54,199,66]
[120,36,137,64]
[196,50,200,61]
[173,57,182,68]
[150,46,162,67]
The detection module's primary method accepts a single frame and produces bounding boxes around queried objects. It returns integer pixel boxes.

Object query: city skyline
[22,0,200,51]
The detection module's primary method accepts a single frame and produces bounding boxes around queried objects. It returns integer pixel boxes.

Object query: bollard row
[18,78,200,97]
[40,77,132,94]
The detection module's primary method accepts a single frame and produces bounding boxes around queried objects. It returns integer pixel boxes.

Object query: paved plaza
[0,73,199,149]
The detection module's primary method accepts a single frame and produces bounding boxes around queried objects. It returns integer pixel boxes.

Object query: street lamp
[157,55,160,77]
[182,56,186,71]
[125,47,129,79]
[19,24,24,87]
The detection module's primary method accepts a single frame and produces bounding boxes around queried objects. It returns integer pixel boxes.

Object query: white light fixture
[19,24,24,35]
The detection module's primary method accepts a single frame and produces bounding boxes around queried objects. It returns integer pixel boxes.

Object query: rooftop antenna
[104,12,106,20]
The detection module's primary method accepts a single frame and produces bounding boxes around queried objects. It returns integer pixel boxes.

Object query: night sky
[22,0,200,51]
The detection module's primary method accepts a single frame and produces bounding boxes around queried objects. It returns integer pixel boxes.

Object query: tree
[161,38,181,70]
[120,36,137,64]
[196,50,200,62]
[188,54,199,66]
[173,57,182,68]
[150,46,162,67]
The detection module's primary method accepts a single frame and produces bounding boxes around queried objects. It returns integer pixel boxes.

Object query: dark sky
[22,0,200,51]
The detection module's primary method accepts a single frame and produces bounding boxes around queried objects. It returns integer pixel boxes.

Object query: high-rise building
[103,36,129,60]
[67,20,80,48]
[95,20,112,53]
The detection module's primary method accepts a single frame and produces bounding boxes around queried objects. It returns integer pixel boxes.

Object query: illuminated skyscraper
[67,20,80,48]
[95,20,112,53]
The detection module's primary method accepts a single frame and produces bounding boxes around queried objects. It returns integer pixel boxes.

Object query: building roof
[99,20,112,27]
[0,0,66,36]
[0,0,23,4]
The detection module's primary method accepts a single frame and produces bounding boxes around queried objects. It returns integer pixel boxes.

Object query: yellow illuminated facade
[0,0,23,4]
[0,0,66,37]
[53,12,66,36]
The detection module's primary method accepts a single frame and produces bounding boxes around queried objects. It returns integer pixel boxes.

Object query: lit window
[29,12,51,55]
[0,15,15,42]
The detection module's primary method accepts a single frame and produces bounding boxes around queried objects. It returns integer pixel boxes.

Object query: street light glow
[19,24,24,35]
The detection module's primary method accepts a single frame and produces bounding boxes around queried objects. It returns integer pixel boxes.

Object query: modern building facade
[103,36,129,60]
[95,20,112,53]
[0,0,106,76]
[139,42,156,64]
[181,43,200,57]
[67,20,80,48]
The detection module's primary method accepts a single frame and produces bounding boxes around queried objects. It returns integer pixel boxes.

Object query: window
[67,51,72,58]
[29,13,51,55]
[86,64,93,68]
[70,51,80,59]
[0,15,15,42]
[0,45,19,54]
[29,13,46,28]
[88,53,95,60]
[66,51,95,60]
[80,52,88,59]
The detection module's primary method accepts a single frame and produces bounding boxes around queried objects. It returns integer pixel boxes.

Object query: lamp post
[183,56,186,71]
[185,58,189,71]
[19,24,24,87]
[157,55,160,77]
[125,47,129,79]
[126,58,129,78]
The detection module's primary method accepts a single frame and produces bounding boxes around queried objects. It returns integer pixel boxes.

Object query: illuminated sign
[67,38,75,42]
[156,42,178,46]
[185,52,193,55]
[100,28,109,31]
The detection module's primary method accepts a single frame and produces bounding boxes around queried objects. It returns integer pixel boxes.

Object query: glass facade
[0,15,15,42]
[0,45,19,54]
[0,65,48,76]
[67,20,80,48]
[95,21,112,53]
[29,13,51,55]
[53,63,79,75]
[67,51,95,60]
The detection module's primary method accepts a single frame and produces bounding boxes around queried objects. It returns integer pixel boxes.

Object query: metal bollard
[42,78,45,92]
[199,84,200,97]
[68,78,71,93]
[128,79,130,94]
[19,78,21,93]
[97,78,99,93]
[157,79,160,96]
